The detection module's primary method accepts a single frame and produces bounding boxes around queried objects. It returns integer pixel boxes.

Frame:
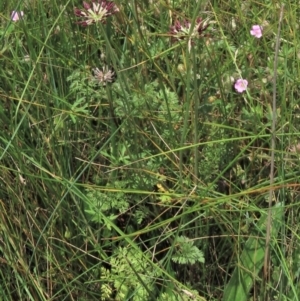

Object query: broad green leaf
[222,202,283,301]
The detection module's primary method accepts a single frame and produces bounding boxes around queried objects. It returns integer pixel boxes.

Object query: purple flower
[11,11,24,22]
[74,0,119,26]
[234,79,248,93]
[169,18,209,42]
[250,25,262,38]
[169,18,209,52]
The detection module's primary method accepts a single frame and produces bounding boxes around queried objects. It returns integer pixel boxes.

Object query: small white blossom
[74,0,119,26]
[92,67,115,85]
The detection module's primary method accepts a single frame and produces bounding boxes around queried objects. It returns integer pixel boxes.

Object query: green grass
[1,0,300,300]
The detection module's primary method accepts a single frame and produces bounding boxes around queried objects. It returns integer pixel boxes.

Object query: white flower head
[92,66,115,85]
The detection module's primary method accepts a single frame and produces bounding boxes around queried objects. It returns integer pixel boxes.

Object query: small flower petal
[234,79,248,93]
[11,11,24,22]
[83,1,91,10]
[250,25,262,38]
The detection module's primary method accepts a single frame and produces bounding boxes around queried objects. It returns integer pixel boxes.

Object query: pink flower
[250,25,262,38]
[74,0,119,26]
[234,79,248,93]
[11,11,24,22]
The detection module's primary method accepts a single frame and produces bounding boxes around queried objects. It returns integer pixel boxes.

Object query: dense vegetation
[1,0,300,300]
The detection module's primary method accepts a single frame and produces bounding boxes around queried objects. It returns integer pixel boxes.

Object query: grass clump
[1,0,300,300]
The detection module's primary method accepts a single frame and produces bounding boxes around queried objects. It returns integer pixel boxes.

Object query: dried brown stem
[263,3,284,289]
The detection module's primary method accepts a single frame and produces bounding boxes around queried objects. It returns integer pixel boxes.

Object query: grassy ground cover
[1,0,300,300]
